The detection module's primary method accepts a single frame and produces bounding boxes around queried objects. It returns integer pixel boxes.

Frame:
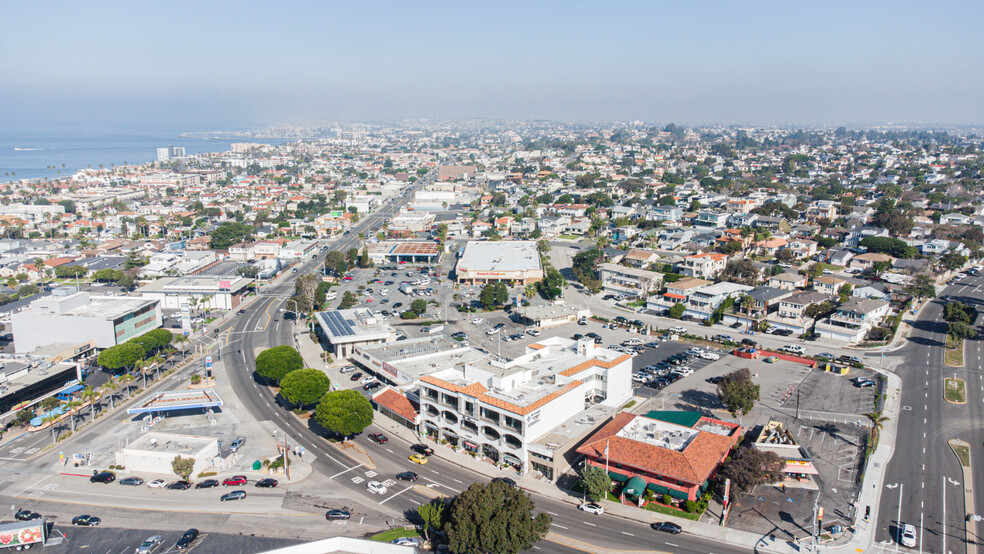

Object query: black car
[168,481,192,490]
[256,478,278,488]
[729,321,743,328]
[175,528,199,549]
[740,338,757,347]
[652,521,682,534]
[119,476,144,486]
[72,514,101,526]
[196,479,220,489]
[90,471,116,484]
[221,490,247,502]
[411,444,434,456]
[326,509,351,521]
[350,372,363,381]
[15,509,41,521]
[491,477,517,487]
[363,381,382,392]
[775,329,794,336]
[396,471,419,482]
[707,375,725,384]
[392,302,403,309]
[803,332,820,341]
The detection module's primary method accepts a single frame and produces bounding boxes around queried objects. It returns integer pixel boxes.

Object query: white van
[325,292,338,301]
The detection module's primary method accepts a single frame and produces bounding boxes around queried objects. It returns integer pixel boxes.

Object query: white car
[361,376,377,385]
[900,523,916,547]
[782,345,805,354]
[147,479,168,489]
[471,318,485,325]
[486,327,500,335]
[366,481,388,495]
[527,329,540,337]
[700,352,720,361]
[670,326,687,334]
[578,503,604,515]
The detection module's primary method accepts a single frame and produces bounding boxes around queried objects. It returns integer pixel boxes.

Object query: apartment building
[678,252,728,280]
[815,298,890,343]
[600,263,664,298]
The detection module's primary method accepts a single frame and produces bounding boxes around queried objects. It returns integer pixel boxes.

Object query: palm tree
[101,378,119,411]
[173,334,190,360]
[81,385,100,422]
[117,373,136,399]
[42,413,60,445]
[864,410,889,432]
[147,354,165,381]
[66,399,83,433]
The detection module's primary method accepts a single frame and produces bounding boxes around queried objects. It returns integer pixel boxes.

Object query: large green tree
[445,481,551,554]
[479,282,509,310]
[720,446,784,493]
[97,342,145,372]
[209,222,254,249]
[278,369,330,407]
[716,368,760,423]
[313,390,374,437]
[255,345,305,383]
[571,248,603,291]
[324,251,348,276]
[905,274,936,299]
[578,464,611,502]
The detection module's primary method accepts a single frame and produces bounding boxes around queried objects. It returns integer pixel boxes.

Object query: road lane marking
[665,542,678,547]
[621,531,634,536]
[378,485,413,505]
[329,464,363,479]
[552,524,568,530]
[583,522,596,527]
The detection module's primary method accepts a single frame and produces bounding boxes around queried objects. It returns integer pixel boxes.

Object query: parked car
[527,329,540,336]
[175,528,200,550]
[396,471,419,482]
[90,471,116,484]
[578,503,604,515]
[256,478,278,488]
[339,365,358,374]
[119,476,144,486]
[816,352,835,361]
[147,479,168,489]
[229,436,246,452]
[196,479,220,489]
[220,490,247,502]
[713,334,734,342]
[652,521,682,534]
[350,372,363,381]
[363,382,382,392]
[740,338,757,347]
[326,509,351,521]
[135,535,164,554]
[168,481,192,490]
[491,477,517,487]
[411,444,434,456]
[368,433,388,444]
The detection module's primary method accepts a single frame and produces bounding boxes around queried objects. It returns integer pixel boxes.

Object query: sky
[1,1,982,132]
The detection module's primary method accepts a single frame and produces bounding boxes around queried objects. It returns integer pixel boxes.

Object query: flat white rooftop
[457,241,542,273]
[617,416,698,452]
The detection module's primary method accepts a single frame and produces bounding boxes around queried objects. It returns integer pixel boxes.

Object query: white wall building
[137,276,253,311]
[117,432,219,477]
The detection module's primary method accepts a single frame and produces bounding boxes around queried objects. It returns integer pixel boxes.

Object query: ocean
[0,130,291,182]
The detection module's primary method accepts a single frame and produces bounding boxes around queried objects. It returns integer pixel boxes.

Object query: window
[480,407,500,424]
[425,388,438,400]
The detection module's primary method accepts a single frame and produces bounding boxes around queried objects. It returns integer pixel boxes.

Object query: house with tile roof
[577,410,741,503]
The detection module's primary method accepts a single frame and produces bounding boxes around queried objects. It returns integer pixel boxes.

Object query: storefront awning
[624,475,647,497]
[608,470,628,483]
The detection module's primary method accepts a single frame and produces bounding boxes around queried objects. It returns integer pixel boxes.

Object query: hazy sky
[2,1,982,131]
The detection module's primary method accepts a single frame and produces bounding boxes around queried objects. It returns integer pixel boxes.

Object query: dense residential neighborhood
[0,122,982,553]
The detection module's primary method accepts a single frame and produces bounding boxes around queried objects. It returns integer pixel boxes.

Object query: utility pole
[811,493,821,552]
[796,389,800,420]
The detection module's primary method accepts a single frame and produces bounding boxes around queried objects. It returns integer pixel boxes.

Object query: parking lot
[45,524,296,553]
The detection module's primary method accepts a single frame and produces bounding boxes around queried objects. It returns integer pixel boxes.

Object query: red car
[222,475,248,487]
[368,433,389,444]
[342,276,353,280]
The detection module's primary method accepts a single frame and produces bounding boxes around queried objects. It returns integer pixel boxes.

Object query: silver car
[135,535,163,553]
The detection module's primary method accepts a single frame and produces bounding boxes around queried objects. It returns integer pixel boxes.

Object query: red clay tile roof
[420,375,583,416]
[373,389,418,421]
[576,413,740,485]
[559,354,631,377]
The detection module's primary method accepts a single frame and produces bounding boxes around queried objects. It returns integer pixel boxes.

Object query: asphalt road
[873,273,984,553]
[212,184,749,553]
